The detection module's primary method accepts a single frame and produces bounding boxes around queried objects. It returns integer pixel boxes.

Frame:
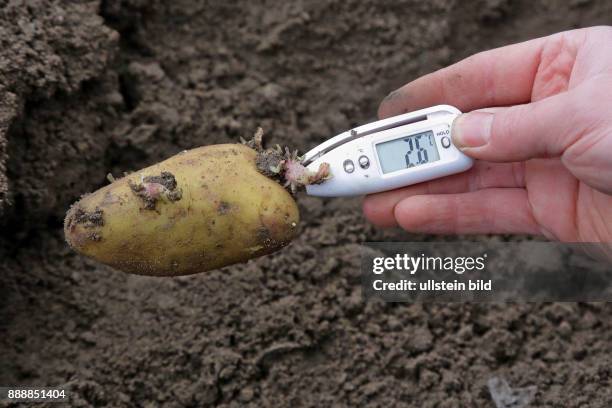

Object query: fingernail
[382,89,401,104]
[452,111,493,149]
[378,89,404,119]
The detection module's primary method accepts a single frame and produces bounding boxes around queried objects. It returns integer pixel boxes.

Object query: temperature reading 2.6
[376,130,441,174]
[404,133,436,167]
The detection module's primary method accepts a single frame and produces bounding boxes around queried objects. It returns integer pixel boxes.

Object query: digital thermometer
[303,105,473,197]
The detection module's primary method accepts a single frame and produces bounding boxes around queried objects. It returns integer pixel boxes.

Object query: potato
[64,143,300,276]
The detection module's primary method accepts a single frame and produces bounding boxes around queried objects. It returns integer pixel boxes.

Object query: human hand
[363,26,612,243]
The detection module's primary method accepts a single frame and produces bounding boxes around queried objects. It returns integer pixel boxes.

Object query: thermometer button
[358,155,370,169]
[343,159,355,173]
[441,136,451,148]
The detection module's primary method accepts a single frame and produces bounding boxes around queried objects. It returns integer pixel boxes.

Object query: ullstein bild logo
[371,277,492,292]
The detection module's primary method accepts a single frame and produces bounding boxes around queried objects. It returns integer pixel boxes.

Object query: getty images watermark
[361,242,612,302]
[372,252,490,292]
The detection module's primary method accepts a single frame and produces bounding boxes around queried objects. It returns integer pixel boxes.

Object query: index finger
[378,34,553,118]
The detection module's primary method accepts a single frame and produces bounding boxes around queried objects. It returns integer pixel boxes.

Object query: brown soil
[1,0,611,406]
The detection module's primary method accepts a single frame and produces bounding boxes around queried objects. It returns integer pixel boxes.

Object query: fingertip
[362,194,398,228]
[452,111,493,151]
[377,90,400,119]
[376,103,387,120]
[393,197,428,232]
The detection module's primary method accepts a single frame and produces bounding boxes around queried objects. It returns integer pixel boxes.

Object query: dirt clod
[64,205,105,243]
[143,172,178,191]
[66,206,105,230]
[128,171,182,210]
[88,231,103,242]
[255,146,285,179]
[488,377,537,408]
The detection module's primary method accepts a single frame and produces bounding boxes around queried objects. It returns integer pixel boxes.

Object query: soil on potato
[1,1,611,407]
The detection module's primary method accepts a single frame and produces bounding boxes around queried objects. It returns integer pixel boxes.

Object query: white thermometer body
[304,105,473,197]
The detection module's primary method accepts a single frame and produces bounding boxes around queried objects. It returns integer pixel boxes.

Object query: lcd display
[375,130,440,174]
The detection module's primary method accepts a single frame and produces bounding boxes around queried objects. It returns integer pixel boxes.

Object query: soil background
[1,0,612,407]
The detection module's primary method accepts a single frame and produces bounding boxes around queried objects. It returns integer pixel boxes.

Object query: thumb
[451,93,581,162]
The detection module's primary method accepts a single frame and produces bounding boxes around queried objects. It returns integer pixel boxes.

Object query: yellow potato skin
[64,144,299,276]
